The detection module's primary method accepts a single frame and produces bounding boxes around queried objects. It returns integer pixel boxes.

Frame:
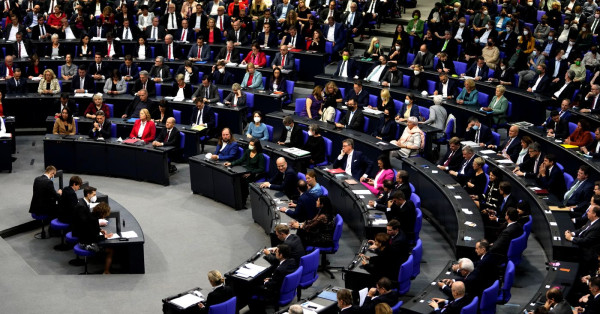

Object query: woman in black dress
[465,157,488,198]
[290,196,336,248]
[302,123,326,168]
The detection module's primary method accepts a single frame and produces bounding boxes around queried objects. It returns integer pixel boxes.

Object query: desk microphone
[265,145,271,149]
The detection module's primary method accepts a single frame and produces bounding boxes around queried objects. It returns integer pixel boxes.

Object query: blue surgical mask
[404,99,410,105]
[472,125,479,130]
[285,126,292,131]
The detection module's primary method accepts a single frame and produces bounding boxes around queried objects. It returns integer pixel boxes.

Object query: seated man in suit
[249,244,298,314]
[12,32,32,59]
[335,97,365,131]
[573,277,600,314]
[381,62,402,87]
[527,64,550,94]
[210,128,239,161]
[344,80,369,108]
[188,36,210,61]
[410,44,434,71]
[489,125,521,162]
[122,89,151,118]
[360,277,400,313]
[489,207,523,258]
[190,97,215,134]
[257,23,278,48]
[429,281,469,313]
[461,56,489,81]
[57,175,82,225]
[271,45,295,71]
[176,19,194,42]
[449,145,476,186]
[514,142,545,178]
[566,206,600,274]
[161,34,180,61]
[537,153,567,201]
[277,116,303,148]
[101,33,122,59]
[437,258,483,299]
[0,55,15,79]
[336,289,359,313]
[464,116,494,147]
[216,41,241,64]
[88,110,111,139]
[152,117,181,173]
[212,60,235,85]
[549,70,577,108]
[323,16,345,57]
[392,170,412,200]
[434,72,457,99]
[343,2,362,44]
[72,65,95,94]
[149,56,172,82]
[131,70,156,96]
[278,180,318,222]
[564,165,595,208]
[438,137,464,172]
[54,93,77,116]
[580,84,600,114]
[192,76,220,103]
[332,138,373,181]
[483,181,519,241]
[386,190,416,241]
[545,110,570,139]
[333,49,358,78]
[6,67,27,94]
[117,18,137,41]
[263,224,305,266]
[145,17,166,40]
[120,55,140,82]
[281,26,305,50]
[364,55,388,83]
[29,166,62,225]
[31,14,51,40]
[88,52,110,80]
[226,20,249,46]
[371,219,410,264]
[368,180,396,211]
[175,60,200,85]
[260,157,298,200]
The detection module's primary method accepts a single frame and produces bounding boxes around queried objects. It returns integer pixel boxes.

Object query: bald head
[451,281,466,299]
[276,157,287,173]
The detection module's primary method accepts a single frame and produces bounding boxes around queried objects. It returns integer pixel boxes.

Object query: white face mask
[527,2,533,5]
[414,70,420,75]
[485,24,490,29]
[532,50,537,56]
[395,45,400,50]
[506,27,511,32]
[483,10,488,15]
[253,117,261,123]
[583,27,587,31]
[90,195,97,203]
[523,30,529,35]
[459,22,465,27]
[218,68,224,73]
[501,65,506,70]
[570,41,576,45]
[564,24,569,28]
[308,130,313,136]
[454,7,459,11]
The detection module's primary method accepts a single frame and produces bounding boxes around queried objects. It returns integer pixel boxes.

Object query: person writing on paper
[190,98,215,135]
[332,139,373,181]
[129,108,156,143]
[224,138,266,204]
[197,270,235,313]
[289,195,335,247]
[89,110,111,139]
[279,180,319,222]
[246,111,269,140]
[73,197,115,274]
[545,110,570,139]
[224,83,246,107]
[53,108,76,135]
[564,120,594,148]
[38,69,61,95]
[211,128,239,161]
[362,155,395,195]
[241,62,264,90]
[84,93,111,119]
[260,157,298,199]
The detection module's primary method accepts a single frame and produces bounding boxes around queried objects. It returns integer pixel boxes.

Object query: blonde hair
[465,79,476,89]
[43,69,56,80]
[140,108,151,121]
[496,85,506,94]
[207,270,224,285]
[368,37,380,54]
[474,156,486,167]
[380,89,391,101]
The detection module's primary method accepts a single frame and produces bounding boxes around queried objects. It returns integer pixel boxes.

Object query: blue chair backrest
[398,255,413,295]
[564,172,574,190]
[339,87,346,97]
[301,130,309,144]
[454,61,467,75]
[488,69,495,79]
[198,72,204,82]
[499,261,515,303]
[213,112,219,129]
[265,125,274,141]
[245,92,254,110]
[507,232,527,266]
[478,92,489,107]
[155,83,161,96]
[426,80,436,95]
[491,131,500,146]
[414,208,422,240]
[299,249,320,287]
[105,103,114,118]
[297,172,306,181]
[295,98,308,116]
[323,137,332,163]
[391,300,403,314]
[110,123,117,138]
[480,280,500,314]
[460,296,478,314]
[483,173,490,194]
[409,182,415,193]
[568,122,577,134]
[363,116,369,133]
[279,266,303,306]
[237,147,244,159]
[208,296,236,314]
[406,53,415,64]
[402,75,410,88]
[286,80,295,97]
[410,193,421,208]
[265,55,271,66]
[334,109,342,123]
[325,41,333,54]
[218,89,224,101]
[294,59,300,72]
[179,132,185,149]
[321,185,328,196]
[537,10,546,22]
[263,153,271,174]
[411,239,422,279]
[262,76,266,87]
[523,215,533,237]
[506,101,513,117]
[418,106,430,120]
[173,109,181,124]
[483,163,489,175]
[369,94,377,108]
[393,99,403,113]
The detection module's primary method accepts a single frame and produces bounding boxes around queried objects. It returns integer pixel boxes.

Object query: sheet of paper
[479,149,496,154]
[235,263,266,278]
[169,294,203,309]
[120,231,138,238]
[353,190,372,195]
[496,159,514,164]
[461,141,479,147]
[373,219,388,225]
[359,288,369,306]
[107,233,120,239]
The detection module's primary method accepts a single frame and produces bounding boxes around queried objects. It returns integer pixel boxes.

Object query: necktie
[97,64,101,72]
[291,36,295,47]
[18,43,21,58]
[340,60,347,76]
[236,30,239,42]
[580,221,593,236]
[29,1,32,10]
[197,47,201,58]
[220,16,223,31]
[593,19,599,33]
[181,29,186,41]
[168,44,172,59]
[15,78,18,86]
[205,88,209,98]
[444,150,455,167]
[153,27,157,39]
[475,130,480,143]
[97,27,101,37]
[502,137,512,153]
[166,129,170,142]
[226,51,231,61]
[564,180,583,205]
[594,96,599,110]
[125,28,129,39]
[442,40,448,51]
[41,25,45,36]
[369,0,375,13]
[143,82,146,90]
[281,55,285,67]
[171,13,175,28]
[197,109,203,124]
[476,67,480,77]
[460,159,468,173]
[80,77,84,88]
[366,65,380,81]
[108,44,112,56]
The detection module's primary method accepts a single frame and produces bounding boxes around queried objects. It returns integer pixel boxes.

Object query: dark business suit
[191,83,219,103]
[498,136,521,162]
[435,80,458,98]
[175,28,194,42]
[190,105,215,129]
[360,290,400,314]
[53,99,77,116]
[373,117,397,142]
[454,156,476,186]
[572,220,600,273]
[519,152,544,179]
[88,121,112,139]
[388,200,417,242]
[437,147,464,171]
[4,23,26,40]
[170,83,193,99]
[283,192,318,222]
[268,166,298,200]
[216,47,241,64]
[6,77,28,94]
[264,258,298,299]
[31,23,51,40]
[537,165,567,201]
[528,73,551,93]
[265,234,305,265]
[161,42,181,60]
[257,31,279,47]
[332,150,373,180]
[278,125,303,148]
[381,69,402,87]
[11,40,33,58]
[119,63,140,81]
[29,174,60,216]
[187,43,211,61]
[432,296,470,314]
[154,127,181,147]
[412,51,434,70]
[149,64,172,82]
[271,52,295,71]
[338,108,365,132]
[87,62,111,79]
[199,285,235,314]
[57,186,78,224]
[131,79,156,96]
[345,89,369,108]
[225,28,249,45]
[489,222,523,257]
[564,179,594,207]
[144,25,166,40]
[212,70,234,85]
[72,199,101,244]
[465,63,489,80]
[281,33,305,50]
[333,58,358,77]
[464,124,494,146]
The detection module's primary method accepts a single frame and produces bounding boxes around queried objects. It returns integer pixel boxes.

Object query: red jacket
[243,51,266,67]
[129,119,156,143]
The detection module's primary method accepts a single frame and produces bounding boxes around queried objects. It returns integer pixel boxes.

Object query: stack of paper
[121,231,138,238]
[282,147,310,156]
[73,93,94,97]
[479,149,496,154]
[353,190,372,195]
[235,263,266,278]
[169,294,203,309]
[460,141,479,147]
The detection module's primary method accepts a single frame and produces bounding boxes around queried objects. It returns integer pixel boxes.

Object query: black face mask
[488,41,493,46]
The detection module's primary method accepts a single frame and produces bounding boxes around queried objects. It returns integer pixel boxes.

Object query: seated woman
[306,85,324,120]
[513,136,533,164]
[395,93,419,123]
[84,93,111,119]
[305,170,323,198]
[481,85,508,125]
[411,64,427,91]
[53,107,76,135]
[302,124,326,168]
[246,111,269,140]
[465,157,487,196]
[373,108,397,142]
[74,201,115,274]
[372,89,395,114]
[224,83,246,107]
[364,37,383,59]
[78,35,93,58]
[266,68,287,94]
[392,116,423,158]
[565,120,594,148]
[474,167,503,210]
[197,270,235,313]
[38,69,61,95]
[320,81,343,122]
[488,58,515,86]
[171,73,193,99]
[129,108,156,143]
[27,54,43,79]
[241,62,264,89]
[360,233,399,281]
[45,33,66,58]
[224,138,266,202]
[151,99,174,125]
[362,155,395,194]
[241,43,267,68]
[289,196,335,248]
[456,79,479,106]
[104,69,126,95]
[211,127,239,161]
[134,37,150,60]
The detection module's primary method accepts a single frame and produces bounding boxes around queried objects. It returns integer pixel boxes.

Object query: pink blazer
[362,169,395,194]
